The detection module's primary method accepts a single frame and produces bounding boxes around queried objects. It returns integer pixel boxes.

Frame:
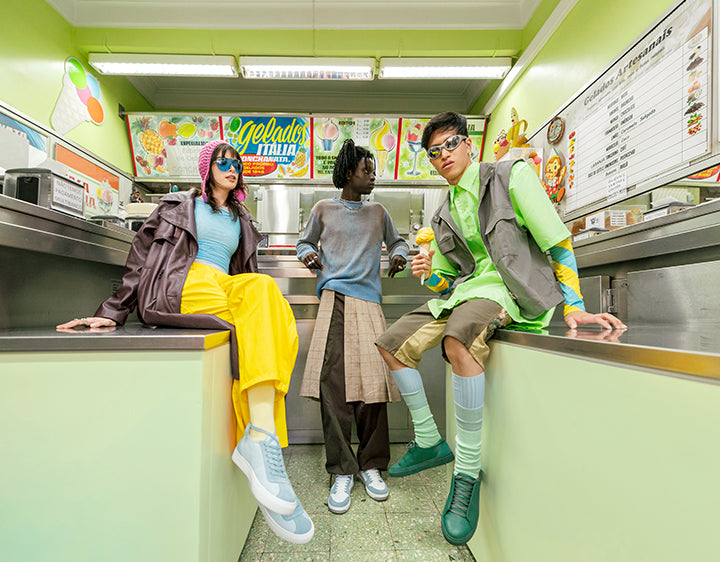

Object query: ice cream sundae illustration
[96,180,115,214]
[405,122,423,176]
[318,119,339,152]
[51,58,104,134]
[371,120,396,177]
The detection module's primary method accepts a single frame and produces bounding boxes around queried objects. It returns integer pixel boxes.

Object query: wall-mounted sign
[222,115,310,179]
[51,58,104,134]
[56,144,119,217]
[528,0,712,217]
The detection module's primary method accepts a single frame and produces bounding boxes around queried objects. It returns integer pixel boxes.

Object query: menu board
[312,116,400,181]
[127,114,220,179]
[127,113,486,182]
[222,115,311,179]
[528,0,712,216]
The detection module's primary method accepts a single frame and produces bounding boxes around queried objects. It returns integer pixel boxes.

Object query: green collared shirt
[428,161,570,329]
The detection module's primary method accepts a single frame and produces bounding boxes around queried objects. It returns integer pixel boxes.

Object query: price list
[563,5,710,213]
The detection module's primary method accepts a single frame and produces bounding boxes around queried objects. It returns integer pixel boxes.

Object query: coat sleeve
[94,206,161,325]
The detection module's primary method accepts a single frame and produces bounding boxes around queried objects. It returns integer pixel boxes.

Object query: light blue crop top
[194,197,241,274]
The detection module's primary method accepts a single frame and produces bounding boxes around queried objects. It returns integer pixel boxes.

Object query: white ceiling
[46,0,542,30]
[45,0,545,114]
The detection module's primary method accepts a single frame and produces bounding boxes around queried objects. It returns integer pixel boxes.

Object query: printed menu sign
[222,115,311,179]
[313,117,400,180]
[127,115,221,179]
[530,0,712,215]
[55,144,120,217]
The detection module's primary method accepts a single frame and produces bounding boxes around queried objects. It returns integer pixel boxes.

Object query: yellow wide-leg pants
[181,262,298,447]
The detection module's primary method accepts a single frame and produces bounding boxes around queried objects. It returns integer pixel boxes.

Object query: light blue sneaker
[359,469,389,501]
[259,502,315,544]
[327,474,354,514]
[232,423,297,515]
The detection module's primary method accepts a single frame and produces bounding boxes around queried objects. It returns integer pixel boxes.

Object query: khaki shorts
[376,298,510,371]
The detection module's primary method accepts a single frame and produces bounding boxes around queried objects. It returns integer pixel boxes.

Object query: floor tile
[329,510,395,553]
[261,511,333,554]
[387,511,447,550]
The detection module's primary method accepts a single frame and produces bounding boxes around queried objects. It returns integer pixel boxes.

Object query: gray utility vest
[430,160,563,319]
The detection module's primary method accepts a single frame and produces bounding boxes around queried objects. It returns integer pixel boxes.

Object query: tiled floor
[239,443,476,561]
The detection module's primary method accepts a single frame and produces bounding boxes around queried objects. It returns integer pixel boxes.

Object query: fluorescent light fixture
[88,53,238,77]
[379,57,512,79]
[240,57,375,80]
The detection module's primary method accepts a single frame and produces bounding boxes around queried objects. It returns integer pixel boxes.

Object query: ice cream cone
[51,73,90,134]
[376,149,388,176]
[415,227,435,285]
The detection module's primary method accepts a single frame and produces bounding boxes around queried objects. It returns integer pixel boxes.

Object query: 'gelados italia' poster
[222,115,311,179]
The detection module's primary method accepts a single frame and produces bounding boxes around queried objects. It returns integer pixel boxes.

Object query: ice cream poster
[55,144,119,218]
[223,116,310,178]
[397,118,436,180]
[51,58,104,135]
[128,115,221,178]
[313,117,400,180]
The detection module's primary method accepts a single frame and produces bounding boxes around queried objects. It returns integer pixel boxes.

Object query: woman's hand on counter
[564,310,626,330]
[388,255,407,278]
[56,316,118,331]
[302,252,323,271]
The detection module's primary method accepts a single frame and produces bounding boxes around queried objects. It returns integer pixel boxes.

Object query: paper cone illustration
[51,58,104,134]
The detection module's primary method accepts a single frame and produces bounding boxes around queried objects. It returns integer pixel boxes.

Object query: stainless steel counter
[495,323,720,380]
[0,325,229,352]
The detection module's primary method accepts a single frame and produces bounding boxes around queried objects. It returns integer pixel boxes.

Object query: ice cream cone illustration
[318,119,339,151]
[371,120,396,177]
[51,58,104,134]
[415,227,435,285]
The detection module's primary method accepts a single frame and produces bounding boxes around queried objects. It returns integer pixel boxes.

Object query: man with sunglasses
[376,112,625,546]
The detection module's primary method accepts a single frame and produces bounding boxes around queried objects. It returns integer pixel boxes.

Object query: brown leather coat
[95,189,263,379]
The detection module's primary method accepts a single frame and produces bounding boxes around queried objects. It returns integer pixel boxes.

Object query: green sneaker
[441,472,482,546]
[388,439,454,477]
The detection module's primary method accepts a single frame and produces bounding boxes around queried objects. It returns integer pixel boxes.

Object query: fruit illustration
[131,117,164,155]
[158,119,178,139]
[177,122,197,138]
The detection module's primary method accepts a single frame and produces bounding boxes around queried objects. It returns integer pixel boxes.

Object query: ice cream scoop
[415,227,435,285]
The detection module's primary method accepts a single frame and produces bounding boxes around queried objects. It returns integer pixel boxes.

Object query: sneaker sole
[441,522,475,546]
[388,452,455,477]
[232,448,296,515]
[258,504,315,544]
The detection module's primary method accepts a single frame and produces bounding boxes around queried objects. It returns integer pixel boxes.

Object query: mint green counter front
[0,327,253,562]
[445,327,720,562]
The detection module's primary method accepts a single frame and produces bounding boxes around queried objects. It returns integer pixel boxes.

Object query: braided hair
[332,139,375,189]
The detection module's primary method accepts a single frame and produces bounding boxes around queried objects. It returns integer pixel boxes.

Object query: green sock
[409,404,442,449]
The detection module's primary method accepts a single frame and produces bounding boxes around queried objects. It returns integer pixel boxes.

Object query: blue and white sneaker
[232,423,297,515]
[259,501,315,544]
[328,474,354,514]
[359,469,389,501]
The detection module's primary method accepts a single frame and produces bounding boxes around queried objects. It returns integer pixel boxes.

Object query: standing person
[375,112,626,545]
[296,139,409,514]
[57,140,314,545]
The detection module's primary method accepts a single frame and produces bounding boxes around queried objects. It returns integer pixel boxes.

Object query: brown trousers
[320,293,390,475]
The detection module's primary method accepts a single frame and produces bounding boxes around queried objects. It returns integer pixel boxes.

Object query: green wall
[482,0,677,161]
[0,0,151,174]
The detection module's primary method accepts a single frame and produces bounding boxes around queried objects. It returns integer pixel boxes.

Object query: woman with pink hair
[58,140,313,544]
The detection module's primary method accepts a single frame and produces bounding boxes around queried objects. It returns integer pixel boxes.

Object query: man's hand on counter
[388,255,407,278]
[57,316,118,331]
[302,252,323,271]
[564,310,626,330]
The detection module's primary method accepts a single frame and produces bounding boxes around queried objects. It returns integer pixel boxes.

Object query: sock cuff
[452,372,485,410]
[392,367,425,395]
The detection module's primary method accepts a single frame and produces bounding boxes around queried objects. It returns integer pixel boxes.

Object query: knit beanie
[197,139,246,203]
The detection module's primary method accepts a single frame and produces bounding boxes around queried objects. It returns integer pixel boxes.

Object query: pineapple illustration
[132,116,164,155]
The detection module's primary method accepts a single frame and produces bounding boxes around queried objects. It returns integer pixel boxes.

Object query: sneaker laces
[261,437,289,480]
[447,474,475,517]
[405,440,417,450]
[363,469,383,488]
[331,475,353,499]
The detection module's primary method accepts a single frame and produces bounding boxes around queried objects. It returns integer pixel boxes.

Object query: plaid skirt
[300,290,401,404]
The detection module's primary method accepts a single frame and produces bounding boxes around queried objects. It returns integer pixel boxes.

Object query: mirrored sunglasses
[215,157,242,173]
[426,135,468,160]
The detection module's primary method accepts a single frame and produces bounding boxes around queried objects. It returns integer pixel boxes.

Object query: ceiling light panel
[88,54,238,77]
[240,57,375,80]
[379,57,512,79]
